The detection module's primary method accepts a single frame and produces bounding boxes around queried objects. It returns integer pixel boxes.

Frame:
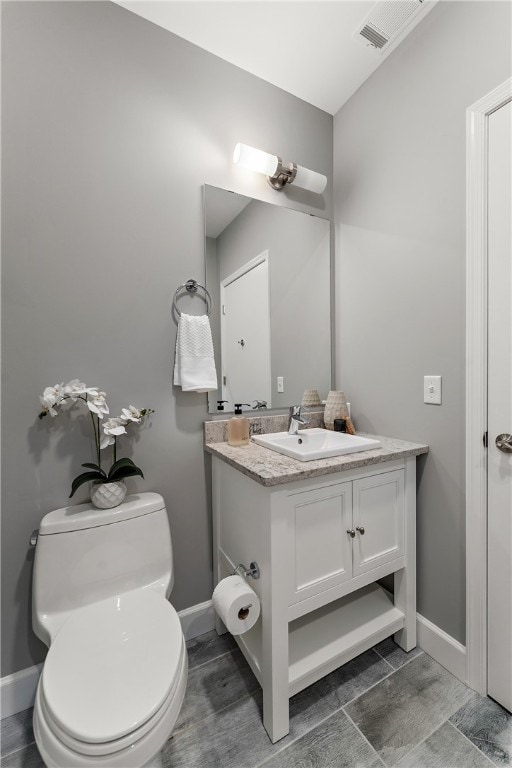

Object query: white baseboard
[0,664,43,720]
[178,599,215,641]
[417,613,467,683]
[0,600,215,719]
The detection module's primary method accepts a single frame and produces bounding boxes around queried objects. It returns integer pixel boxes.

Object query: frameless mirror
[205,185,331,414]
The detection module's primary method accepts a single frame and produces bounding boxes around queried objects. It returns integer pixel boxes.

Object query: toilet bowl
[32,493,188,768]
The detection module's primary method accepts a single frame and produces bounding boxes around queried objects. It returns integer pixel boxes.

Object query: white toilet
[32,492,188,768]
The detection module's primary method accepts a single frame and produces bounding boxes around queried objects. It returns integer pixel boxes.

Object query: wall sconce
[233,143,327,194]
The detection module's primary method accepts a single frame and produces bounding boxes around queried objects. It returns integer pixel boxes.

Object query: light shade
[294,165,327,194]
[233,143,279,177]
[233,142,327,195]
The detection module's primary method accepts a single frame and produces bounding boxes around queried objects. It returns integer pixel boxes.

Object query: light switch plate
[277,376,284,393]
[424,375,442,405]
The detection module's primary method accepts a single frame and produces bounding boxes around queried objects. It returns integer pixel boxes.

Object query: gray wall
[333,1,511,643]
[1,0,332,677]
[213,200,331,409]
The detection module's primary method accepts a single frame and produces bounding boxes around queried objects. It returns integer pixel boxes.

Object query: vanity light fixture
[233,143,327,194]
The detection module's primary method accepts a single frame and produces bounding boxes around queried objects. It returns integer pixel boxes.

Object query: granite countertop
[204,433,429,487]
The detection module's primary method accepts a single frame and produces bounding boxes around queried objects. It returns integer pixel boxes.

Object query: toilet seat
[40,589,184,753]
[33,646,188,768]
[36,643,187,759]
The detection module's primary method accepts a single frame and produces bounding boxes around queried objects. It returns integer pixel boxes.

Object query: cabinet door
[287,482,353,606]
[352,470,404,577]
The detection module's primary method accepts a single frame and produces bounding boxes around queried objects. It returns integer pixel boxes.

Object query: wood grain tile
[0,708,34,757]
[260,708,383,768]
[186,630,237,670]
[396,721,494,768]
[160,690,265,768]
[373,637,422,669]
[344,654,475,766]
[174,648,259,737]
[0,742,45,768]
[467,738,512,767]
[160,649,390,768]
[450,694,512,766]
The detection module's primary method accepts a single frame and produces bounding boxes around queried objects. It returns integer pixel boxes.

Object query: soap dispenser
[227,404,251,447]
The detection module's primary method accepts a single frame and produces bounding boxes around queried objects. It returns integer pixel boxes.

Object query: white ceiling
[115,0,436,115]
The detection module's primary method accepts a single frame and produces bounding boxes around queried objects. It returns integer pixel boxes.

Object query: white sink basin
[252,428,381,462]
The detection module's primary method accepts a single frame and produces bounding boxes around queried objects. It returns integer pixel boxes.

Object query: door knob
[495,433,512,453]
[356,526,365,535]
[347,529,355,538]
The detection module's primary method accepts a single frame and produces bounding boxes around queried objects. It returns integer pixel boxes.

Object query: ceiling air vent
[354,0,427,54]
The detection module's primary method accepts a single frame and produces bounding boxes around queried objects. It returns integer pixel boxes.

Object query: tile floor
[1,632,510,768]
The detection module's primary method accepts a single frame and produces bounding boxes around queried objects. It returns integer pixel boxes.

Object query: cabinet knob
[347,529,356,538]
[356,526,365,535]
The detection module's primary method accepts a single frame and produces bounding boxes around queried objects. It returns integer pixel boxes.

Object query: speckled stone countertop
[204,414,428,487]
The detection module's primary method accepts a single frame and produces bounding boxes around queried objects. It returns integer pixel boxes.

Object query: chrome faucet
[288,405,307,435]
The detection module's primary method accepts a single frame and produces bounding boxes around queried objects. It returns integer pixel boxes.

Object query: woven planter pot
[90,480,127,509]
[324,390,349,430]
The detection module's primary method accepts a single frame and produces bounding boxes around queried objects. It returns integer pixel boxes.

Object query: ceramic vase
[324,390,349,430]
[301,389,321,407]
[90,480,127,509]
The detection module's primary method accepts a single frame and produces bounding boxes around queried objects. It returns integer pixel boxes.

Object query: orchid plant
[38,379,154,498]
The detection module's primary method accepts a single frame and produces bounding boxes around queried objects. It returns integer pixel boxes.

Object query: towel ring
[173,279,212,317]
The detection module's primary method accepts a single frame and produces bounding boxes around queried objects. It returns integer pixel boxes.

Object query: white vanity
[205,418,428,744]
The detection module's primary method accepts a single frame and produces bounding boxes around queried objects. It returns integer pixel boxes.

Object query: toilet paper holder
[232,561,260,580]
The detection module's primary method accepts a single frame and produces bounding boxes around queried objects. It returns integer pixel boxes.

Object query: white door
[487,99,512,713]
[221,254,271,409]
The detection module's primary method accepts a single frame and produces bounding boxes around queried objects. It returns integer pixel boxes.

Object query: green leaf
[108,466,144,482]
[108,457,136,475]
[81,462,106,477]
[69,470,105,498]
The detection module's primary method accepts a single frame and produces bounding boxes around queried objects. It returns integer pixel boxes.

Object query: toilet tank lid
[39,492,166,535]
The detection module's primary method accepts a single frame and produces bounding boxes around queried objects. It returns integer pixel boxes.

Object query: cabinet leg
[394,456,417,652]
[263,691,289,743]
[394,567,416,651]
[262,615,290,743]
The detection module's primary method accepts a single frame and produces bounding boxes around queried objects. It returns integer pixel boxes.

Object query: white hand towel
[173,313,218,393]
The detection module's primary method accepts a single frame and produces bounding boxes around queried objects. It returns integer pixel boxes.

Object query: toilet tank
[33,492,174,645]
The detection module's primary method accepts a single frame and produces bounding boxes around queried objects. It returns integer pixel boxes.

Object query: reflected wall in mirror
[205,185,331,414]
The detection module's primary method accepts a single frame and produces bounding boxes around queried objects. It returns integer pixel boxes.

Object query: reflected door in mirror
[222,253,271,409]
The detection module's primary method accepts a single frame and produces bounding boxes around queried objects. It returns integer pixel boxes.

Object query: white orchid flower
[100,417,127,449]
[120,405,142,423]
[64,379,99,402]
[87,391,109,418]
[39,383,65,416]
[39,396,59,417]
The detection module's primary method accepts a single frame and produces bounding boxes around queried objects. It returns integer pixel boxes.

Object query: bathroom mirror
[205,185,331,414]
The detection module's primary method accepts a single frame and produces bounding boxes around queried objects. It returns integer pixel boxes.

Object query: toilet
[31,492,188,768]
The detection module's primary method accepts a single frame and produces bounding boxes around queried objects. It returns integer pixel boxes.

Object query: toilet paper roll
[212,575,261,635]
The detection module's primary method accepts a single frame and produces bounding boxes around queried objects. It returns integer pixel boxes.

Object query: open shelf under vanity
[235,582,404,698]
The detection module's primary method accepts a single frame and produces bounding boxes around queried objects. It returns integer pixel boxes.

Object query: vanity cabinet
[211,454,418,744]
[287,469,404,605]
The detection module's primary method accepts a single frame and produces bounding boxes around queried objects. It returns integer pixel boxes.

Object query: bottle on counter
[227,404,251,447]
